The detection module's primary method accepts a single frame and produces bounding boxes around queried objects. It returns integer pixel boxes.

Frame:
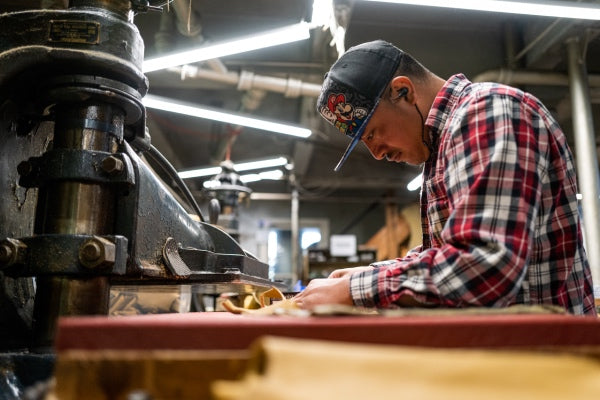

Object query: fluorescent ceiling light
[179,166,222,179]
[362,0,600,20]
[240,169,285,183]
[143,22,311,73]
[143,95,312,139]
[179,156,289,179]
[235,157,289,172]
[202,169,284,187]
[311,0,333,27]
[202,179,222,189]
[407,173,422,191]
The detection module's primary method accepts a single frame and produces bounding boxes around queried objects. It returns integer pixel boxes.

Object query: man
[294,40,596,315]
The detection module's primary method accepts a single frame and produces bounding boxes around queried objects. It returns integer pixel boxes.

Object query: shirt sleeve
[350,92,543,308]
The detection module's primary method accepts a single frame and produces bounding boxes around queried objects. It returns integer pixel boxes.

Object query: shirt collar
[425,73,471,143]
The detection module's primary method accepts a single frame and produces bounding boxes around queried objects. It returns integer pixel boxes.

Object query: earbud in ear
[396,87,408,99]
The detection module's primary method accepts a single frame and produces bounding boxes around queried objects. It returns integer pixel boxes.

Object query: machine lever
[208,198,221,225]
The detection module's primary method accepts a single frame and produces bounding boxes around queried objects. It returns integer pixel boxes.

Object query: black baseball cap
[317,40,403,171]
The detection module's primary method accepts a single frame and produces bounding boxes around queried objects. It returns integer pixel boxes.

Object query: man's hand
[293,276,353,310]
[293,266,376,309]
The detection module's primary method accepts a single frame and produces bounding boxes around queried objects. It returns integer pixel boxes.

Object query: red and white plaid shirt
[350,74,596,315]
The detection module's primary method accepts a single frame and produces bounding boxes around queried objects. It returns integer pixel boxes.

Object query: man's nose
[364,142,385,160]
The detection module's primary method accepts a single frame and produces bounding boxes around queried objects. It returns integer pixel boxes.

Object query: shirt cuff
[349,268,379,307]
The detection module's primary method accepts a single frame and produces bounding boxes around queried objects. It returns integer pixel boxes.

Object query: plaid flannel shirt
[350,74,596,315]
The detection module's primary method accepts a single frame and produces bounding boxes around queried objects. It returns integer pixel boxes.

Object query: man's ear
[389,76,414,103]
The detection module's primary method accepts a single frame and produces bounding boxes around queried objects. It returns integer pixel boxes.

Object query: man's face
[360,96,430,166]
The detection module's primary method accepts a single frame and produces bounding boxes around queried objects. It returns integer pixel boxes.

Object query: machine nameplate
[48,20,100,44]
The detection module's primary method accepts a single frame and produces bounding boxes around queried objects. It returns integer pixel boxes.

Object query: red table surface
[54,312,600,351]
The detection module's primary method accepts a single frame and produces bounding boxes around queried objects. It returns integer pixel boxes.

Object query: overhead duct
[172,67,600,103]
[173,65,322,98]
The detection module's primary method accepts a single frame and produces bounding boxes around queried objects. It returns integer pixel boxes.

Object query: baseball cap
[317,40,403,171]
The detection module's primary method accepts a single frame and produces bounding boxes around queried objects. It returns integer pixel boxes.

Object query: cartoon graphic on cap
[319,93,368,136]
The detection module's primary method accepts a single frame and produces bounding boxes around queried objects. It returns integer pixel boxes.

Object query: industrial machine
[0,0,280,368]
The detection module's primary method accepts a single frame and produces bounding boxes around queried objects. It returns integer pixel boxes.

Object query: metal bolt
[101,156,124,175]
[80,241,102,262]
[0,243,13,264]
[17,161,33,177]
[79,237,116,269]
[0,238,27,268]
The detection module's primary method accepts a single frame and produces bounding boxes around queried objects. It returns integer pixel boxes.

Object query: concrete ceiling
[3,0,600,207]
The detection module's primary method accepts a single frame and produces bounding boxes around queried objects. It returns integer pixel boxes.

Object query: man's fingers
[328,268,351,278]
[328,266,374,279]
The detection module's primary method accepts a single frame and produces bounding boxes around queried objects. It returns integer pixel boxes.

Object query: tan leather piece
[212,336,600,400]
[221,287,303,315]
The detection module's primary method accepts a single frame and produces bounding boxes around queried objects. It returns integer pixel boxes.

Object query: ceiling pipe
[171,0,203,37]
[174,65,322,98]
[514,18,564,62]
[291,184,300,286]
[473,68,600,87]
[205,58,229,74]
[566,37,600,284]
[173,66,600,99]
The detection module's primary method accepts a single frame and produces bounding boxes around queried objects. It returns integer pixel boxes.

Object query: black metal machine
[0,0,279,364]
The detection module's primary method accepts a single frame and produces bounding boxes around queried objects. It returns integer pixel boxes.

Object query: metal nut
[0,243,14,264]
[80,241,102,262]
[79,237,116,269]
[101,156,124,175]
[17,160,33,177]
[0,238,27,268]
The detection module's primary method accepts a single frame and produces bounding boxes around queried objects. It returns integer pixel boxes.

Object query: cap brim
[334,130,363,172]
[333,95,383,172]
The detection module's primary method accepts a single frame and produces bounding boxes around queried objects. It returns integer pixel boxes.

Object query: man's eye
[365,132,374,141]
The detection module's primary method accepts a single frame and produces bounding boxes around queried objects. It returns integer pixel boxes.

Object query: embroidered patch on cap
[317,79,375,138]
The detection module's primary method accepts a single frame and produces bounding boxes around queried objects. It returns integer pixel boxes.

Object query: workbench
[51,311,600,399]
[55,311,600,351]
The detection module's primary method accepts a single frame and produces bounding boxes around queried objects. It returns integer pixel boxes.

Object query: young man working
[294,40,596,315]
